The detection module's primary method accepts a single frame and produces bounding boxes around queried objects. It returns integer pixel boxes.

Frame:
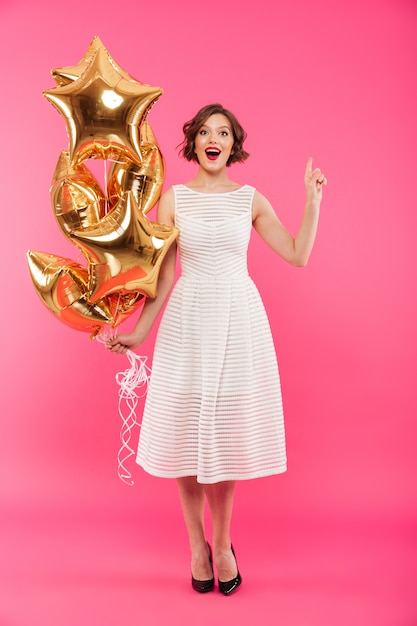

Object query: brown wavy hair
[178,103,249,166]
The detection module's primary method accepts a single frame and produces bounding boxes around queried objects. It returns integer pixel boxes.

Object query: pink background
[1,0,416,624]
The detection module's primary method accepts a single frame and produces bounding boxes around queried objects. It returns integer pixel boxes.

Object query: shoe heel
[218,545,242,596]
[191,542,215,593]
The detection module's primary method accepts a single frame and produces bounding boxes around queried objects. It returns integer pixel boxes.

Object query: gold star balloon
[50,35,139,86]
[26,250,114,332]
[51,35,104,86]
[50,150,107,238]
[107,121,164,214]
[71,191,178,303]
[44,45,162,166]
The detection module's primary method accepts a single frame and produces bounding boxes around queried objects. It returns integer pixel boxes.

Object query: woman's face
[193,114,235,169]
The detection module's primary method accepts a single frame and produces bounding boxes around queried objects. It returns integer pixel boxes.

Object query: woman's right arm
[106,188,176,354]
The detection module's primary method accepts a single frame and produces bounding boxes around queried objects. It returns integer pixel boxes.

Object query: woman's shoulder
[156,187,176,224]
[252,188,270,206]
[160,186,175,196]
[251,188,275,221]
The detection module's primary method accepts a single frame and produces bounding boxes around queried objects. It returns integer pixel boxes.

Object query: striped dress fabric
[136,184,287,483]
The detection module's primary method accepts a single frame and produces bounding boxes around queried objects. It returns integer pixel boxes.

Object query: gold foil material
[27,37,178,337]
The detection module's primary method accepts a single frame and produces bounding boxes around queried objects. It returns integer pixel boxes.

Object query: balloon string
[103,159,108,215]
[96,331,151,486]
[115,349,151,485]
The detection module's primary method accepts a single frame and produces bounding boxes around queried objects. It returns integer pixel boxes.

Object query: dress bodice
[173,184,255,280]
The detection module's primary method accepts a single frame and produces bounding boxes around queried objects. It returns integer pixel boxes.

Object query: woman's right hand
[105,332,145,354]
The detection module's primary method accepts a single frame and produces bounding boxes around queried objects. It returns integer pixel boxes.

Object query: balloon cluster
[27,36,179,338]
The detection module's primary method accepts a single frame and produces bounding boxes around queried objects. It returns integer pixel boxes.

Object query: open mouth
[205,147,221,160]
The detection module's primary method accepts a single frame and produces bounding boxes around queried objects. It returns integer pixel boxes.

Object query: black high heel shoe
[218,545,242,596]
[191,542,215,593]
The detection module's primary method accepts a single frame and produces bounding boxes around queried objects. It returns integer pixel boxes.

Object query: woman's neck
[185,169,240,194]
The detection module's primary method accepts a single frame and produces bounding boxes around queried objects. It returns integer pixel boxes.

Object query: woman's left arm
[252,157,327,267]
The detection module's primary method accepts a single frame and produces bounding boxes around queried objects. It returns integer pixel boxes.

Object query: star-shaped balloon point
[28,37,179,338]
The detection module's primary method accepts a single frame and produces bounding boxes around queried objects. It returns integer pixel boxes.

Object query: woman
[107,103,326,595]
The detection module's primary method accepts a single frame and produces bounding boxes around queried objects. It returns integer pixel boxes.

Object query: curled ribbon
[97,331,151,485]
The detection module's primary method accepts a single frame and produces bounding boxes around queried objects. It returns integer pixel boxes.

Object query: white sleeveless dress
[136,184,287,483]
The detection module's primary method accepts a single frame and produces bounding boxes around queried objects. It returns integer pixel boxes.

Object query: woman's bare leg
[176,476,213,580]
[204,481,238,582]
